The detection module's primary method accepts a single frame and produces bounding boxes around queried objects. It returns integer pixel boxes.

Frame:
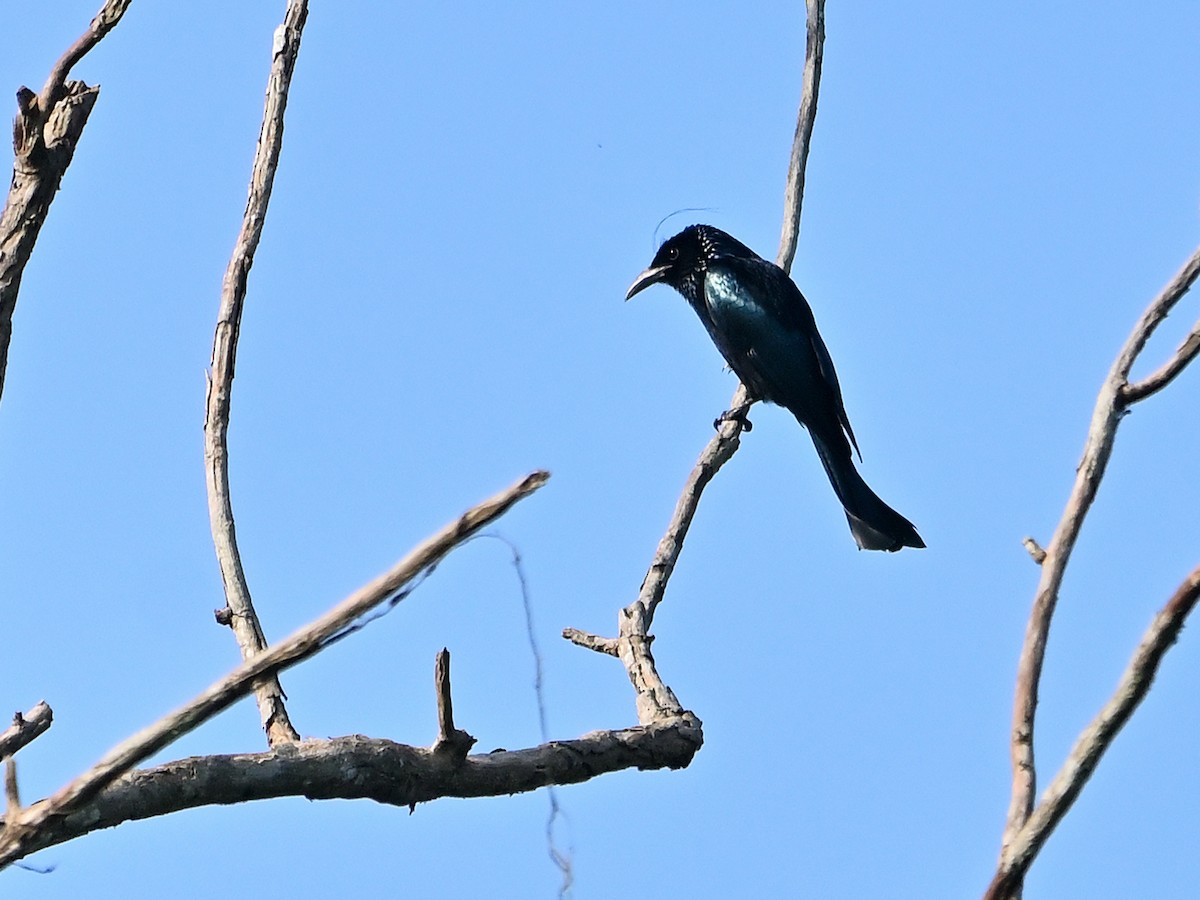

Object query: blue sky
[2,2,1199,897]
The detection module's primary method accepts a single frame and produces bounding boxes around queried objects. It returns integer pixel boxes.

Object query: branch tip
[1021,537,1046,565]
[562,628,620,657]
[433,649,476,760]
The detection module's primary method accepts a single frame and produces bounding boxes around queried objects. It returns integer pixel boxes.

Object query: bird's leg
[714,400,755,433]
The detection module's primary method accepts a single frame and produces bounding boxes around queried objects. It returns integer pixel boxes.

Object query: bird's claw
[714,406,753,433]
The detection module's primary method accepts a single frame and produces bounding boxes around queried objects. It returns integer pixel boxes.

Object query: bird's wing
[705,256,861,458]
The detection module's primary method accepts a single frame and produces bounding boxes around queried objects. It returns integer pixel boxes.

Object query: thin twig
[565,0,826,738]
[777,0,826,275]
[999,243,1200,887]
[1122,316,1200,403]
[634,0,826,635]
[1021,537,1046,565]
[0,704,53,760]
[0,471,548,868]
[986,564,1200,900]
[203,0,309,747]
[561,628,620,657]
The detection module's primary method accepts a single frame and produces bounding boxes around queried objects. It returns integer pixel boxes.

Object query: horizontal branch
[0,471,548,869]
[0,704,53,760]
[0,721,701,861]
[561,628,620,657]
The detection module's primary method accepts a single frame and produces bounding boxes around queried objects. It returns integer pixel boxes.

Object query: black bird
[626,224,924,552]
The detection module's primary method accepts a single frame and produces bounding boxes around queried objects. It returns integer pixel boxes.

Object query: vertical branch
[777,0,825,275]
[601,0,827,731]
[633,0,827,634]
[0,0,132,404]
[204,0,309,747]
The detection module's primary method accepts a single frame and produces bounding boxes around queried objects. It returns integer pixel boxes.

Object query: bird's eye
[667,246,680,261]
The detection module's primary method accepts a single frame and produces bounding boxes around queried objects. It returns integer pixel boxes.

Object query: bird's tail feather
[810,435,925,552]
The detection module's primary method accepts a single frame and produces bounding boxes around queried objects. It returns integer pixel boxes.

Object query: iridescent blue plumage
[626,224,923,551]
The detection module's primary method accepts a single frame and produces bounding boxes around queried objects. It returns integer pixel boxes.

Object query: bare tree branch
[0,723,700,863]
[0,704,53,761]
[204,0,309,748]
[998,244,1200,895]
[986,564,1200,900]
[563,1,827,747]
[628,0,827,635]
[3,760,17,823]
[0,471,548,870]
[561,628,620,657]
[777,0,825,275]
[1,0,133,403]
[1122,318,1200,403]
[432,649,476,759]
[37,0,133,114]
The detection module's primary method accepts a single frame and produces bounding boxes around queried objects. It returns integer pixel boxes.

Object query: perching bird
[626,224,924,552]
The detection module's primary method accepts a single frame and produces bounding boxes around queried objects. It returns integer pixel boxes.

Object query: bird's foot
[714,404,754,433]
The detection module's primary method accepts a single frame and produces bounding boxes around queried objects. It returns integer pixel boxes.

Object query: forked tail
[811,434,925,552]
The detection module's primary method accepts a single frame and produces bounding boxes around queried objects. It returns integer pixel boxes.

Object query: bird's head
[625,224,754,301]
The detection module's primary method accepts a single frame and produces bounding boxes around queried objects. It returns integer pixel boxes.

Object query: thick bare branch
[1000,243,1200,884]
[0,471,548,869]
[1,0,133,403]
[204,0,309,747]
[0,704,53,760]
[0,721,699,863]
[986,565,1200,900]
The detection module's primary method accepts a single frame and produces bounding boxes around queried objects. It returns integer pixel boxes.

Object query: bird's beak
[625,264,670,301]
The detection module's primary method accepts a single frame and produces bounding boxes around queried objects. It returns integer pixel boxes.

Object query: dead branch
[1,0,133,403]
[432,649,477,759]
[204,0,309,748]
[561,0,826,753]
[0,704,53,761]
[0,722,700,863]
[986,564,1200,899]
[0,471,548,870]
[996,245,1200,896]
[631,0,826,631]
[777,0,825,275]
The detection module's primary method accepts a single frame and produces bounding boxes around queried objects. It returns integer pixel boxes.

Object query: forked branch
[994,245,1200,897]
[563,0,827,743]
[1,0,133,403]
[0,472,548,870]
